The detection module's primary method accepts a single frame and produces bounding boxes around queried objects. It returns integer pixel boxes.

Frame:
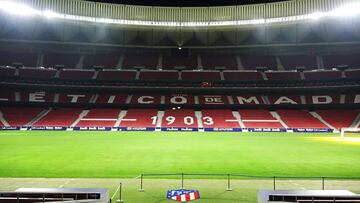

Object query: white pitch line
[133,175,141,179]
[59,180,71,188]
[111,184,121,200]
[111,176,140,200]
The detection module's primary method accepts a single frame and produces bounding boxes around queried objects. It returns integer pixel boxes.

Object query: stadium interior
[0,0,360,202]
[0,42,359,132]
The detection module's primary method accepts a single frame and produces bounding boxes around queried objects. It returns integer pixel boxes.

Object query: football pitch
[0,131,360,202]
[1,131,360,178]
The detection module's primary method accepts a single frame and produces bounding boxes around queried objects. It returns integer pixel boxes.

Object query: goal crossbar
[340,128,360,139]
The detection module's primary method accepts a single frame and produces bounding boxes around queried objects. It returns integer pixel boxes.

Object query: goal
[340,128,360,139]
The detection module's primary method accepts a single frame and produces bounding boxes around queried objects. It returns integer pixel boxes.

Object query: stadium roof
[86,0,287,7]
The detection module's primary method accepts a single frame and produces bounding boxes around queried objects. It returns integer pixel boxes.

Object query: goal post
[340,128,360,139]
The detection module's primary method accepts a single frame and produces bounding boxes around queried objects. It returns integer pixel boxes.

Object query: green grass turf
[0,131,360,178]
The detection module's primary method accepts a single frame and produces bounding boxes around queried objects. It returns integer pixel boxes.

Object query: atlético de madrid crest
[167,189,200,202]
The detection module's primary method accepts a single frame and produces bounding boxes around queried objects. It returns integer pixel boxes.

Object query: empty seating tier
[18,68,57,79]
[163,55,197,70]
[316,110,359,129]
[345,69,360,79]
[83,54,120,69]
[122,54,158,69]
[202,54,237,70]
[266,71,301,81]
[223,71,263,81]
[242,55,277,70]
[239,109,284,128]
[280,55,317,70]
[59,70,95,80]
[323,54,360,68]
[139,71,178,80]
[162,109,198,128]
[1,107,43,126]
[119,109,158,128]
[33,108,83,127]
[76,108,119,127]
[277,110,327,128]
[0,67,16,77]
[201,109,240,128]
[1,107,358,130]
[96,70,136,81]
[0,51,37,67]
[181,71,221,81]
[304,71,342,80]
[43,53,81,69]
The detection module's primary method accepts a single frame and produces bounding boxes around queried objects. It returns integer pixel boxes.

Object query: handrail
[141,173,360,179]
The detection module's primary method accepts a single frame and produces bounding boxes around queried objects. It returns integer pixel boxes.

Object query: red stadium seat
[59,69,95,80]
[277,110,327,128]
[0,51,37,67]
[181,71,221,81]
[0,91,15,102]
[241,55,277,70]
[33,108,83,127]
[43,53,81,69]
[201,109,240,128]
[323,54,360,69]
[239,109,284,128]
[83,54,120,69]
[76,108,121,127]
[1,107,43,126]
[139,70,179,80]
[162,55,198,70]
[18,68,57,79]
[304,70,342,80]
[0,67,16,77]
[316,110,359,129]
[223,71,264,81]
[202,54,237,70]
[280,55,317,70]
[122,54,158,69]
[266,71,301,81]
[162,109,198,128]
[345,69,360,79]
[96,70,137,81]
[119,109,158,128]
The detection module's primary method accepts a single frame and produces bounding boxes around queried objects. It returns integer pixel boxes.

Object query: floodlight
[308,12,325,20]
[1,1,360,28]
[250,19,266,24]
[43,10,62,18]
[0,1,40,16]
[97,18,115,24]
[329,3,360,17]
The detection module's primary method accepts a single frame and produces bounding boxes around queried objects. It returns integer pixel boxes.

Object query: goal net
[340,128,360,140]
